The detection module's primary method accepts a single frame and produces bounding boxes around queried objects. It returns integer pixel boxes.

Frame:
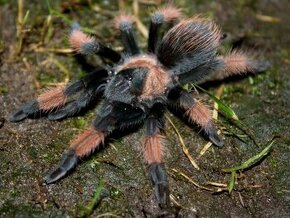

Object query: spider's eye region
[112,67,148,96]
[124,74,133,81]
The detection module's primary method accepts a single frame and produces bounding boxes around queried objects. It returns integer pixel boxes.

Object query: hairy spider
[10,5,268,207]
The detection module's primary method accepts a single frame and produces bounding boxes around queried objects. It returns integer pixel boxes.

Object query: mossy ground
[0,0,289,217]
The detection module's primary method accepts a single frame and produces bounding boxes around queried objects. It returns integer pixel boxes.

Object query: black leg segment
[148,16,163,53]
[148,163,169,208]
[148,5,181,53]
[44,149,78,184]
[9,100,40,122]
[116,18,140,55]
[206,124,224,147]
[167,88,224,147]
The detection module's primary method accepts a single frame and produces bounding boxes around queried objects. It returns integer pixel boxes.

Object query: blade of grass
[223,138,276,173]
[46,0,52,13]
[133,0,148,38]
[230,119,258,146]
[23,10,30,25]
[96,213,121,218]
[194,84,239,120]
[192,83,258,145]
[80,179,105,218]
[46,0,95,34]
[223,138,276,193]
[228,171,236,193]
[222,128,249,144]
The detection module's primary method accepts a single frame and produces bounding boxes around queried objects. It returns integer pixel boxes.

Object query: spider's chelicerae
[10,5,268,207]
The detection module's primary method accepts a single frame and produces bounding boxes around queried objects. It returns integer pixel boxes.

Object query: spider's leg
[114,14,140,55]
[47,69,108,120]
[44,126,105,184]
[201,50,271,83]
[148,4,181,53]
[45,102,146,184]
[168,88,223,147]
[10,85,67,122]
[47,85,102,121]
[10,68,108,122]
[143,110,169,208]
[70,23,121,63]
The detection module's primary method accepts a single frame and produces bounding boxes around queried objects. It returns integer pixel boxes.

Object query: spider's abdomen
[157,17,222,67]
[155,17,223,85]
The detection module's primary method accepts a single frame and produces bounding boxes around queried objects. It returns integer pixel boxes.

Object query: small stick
[133,0,148,38]
[166,115,200,170]
[118,0,125,11]
[15,0,24,55]
[34,47,73,54]
[172,168,224,192]
[205,181,227,187]
[50,58,70,83]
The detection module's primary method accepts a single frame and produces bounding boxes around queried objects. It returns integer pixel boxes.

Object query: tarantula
[10,5,268,207]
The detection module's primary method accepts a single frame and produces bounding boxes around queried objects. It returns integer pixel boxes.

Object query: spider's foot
[44,149,78,184]
[47,105,75,121]
[47,110,68,121]
[149,163,169,208]
[10,100,39,122]
[207,125,224,147]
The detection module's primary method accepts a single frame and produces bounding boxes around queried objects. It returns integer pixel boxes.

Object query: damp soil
[0,0,290,217]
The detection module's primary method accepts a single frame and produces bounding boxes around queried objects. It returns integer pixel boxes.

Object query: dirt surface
[0,0,290,217]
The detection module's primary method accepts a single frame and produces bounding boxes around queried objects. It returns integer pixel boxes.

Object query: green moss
[72,117,87,129]
[9,188,19,197]
[110,186,122,198]
[0,0,9,6]
[0,85,8,94]
[0,39,4,53]
[0,201,63,217]
[38,71,58,85]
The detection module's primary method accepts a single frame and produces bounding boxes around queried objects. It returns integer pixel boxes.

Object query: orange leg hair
[171,89,223,147]
[203,50,270,83]
[144,114,169,207]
